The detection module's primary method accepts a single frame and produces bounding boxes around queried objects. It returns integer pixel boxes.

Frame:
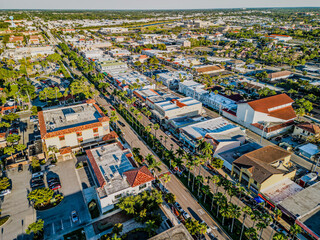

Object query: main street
[96,94,232,240]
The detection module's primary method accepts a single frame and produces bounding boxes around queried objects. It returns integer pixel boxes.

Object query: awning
[254,196,265,204]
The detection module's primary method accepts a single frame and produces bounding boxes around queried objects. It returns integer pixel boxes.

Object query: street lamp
[260,121,270,144]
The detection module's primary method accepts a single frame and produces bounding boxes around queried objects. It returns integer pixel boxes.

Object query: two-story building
[86,142,154,213]
[231,145,296,193]
[293,122,320,140]
[38,100,111,160]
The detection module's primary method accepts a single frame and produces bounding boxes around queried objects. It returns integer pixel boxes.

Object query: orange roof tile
[59,146,72,155]
[86,149,106,188]
[246,93,294,114]
[124,166,155,187]
[102,131,119,141]
[296,123,320,135]
[268,106,296,120]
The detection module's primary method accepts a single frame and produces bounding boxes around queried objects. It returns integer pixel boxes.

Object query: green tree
[15,144,26,155]
[6,134,21,145]
[145,220,157,237]
[273,233,288,240]
[289,224,302,240]
[245,227,258,240]
[256,221,267,240]
[240,206,252,240]
[165,193,176,204]
[162,173,171,188]
[112,223,123,236]
[26,219,44,236]
[2,113,19,123]
[0,177,10,191]
[4,146,15,160]
[28,188,54,208]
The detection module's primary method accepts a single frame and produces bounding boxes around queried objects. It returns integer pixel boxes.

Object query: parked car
[50,183,61,190]
[18,164,23,172]
[32,172,44,179]
[71,211,79,223]
[182,211,191,220]
[45,164,56,170]
[174,202,183,212]
[118,121,125,127]
[0,189,11,197]
[201,221,212,233]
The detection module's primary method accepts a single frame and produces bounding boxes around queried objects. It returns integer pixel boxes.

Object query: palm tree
[214,192,227,218]
[272,233,288,240]
[256,221,267,240]
[227,187,237,202]
[145,220,157,237]
[153,123,160,138]
[245,227,258,240]
[228,203,241,233]
[196,175,204,197]
[211,175,220,194]
[201,185,211,203]
[274,208,282,221]
[175,148,184,159]
[186,157,195,186]
[162,173,171,188]
[289,224,302,240]
[240,206,252,240]
[251,210,261,228]
[219,203,231,225]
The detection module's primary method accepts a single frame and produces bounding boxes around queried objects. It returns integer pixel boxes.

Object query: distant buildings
[267,34,293,42]
[86,142,154,212]
[156,71,193,89]
[268,71,293,81]
[194,65,225,75]
[99,27,128,34]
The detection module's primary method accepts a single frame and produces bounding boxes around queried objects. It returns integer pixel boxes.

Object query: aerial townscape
[0,3,320,240]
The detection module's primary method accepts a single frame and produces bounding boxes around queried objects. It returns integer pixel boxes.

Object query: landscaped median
[112,101,253,240]
[0,215,10,227]
[27,187,64,210]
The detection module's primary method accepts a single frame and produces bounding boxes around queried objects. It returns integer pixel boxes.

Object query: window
[76,132,82,137]
[59,136,65,141]
[93,128,98,133]
[94,135,99,139]
[78,138,83,143]
[115,193,122,199]
[139,184,147,190]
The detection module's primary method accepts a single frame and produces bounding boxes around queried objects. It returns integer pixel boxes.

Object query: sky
[1,0,320,9]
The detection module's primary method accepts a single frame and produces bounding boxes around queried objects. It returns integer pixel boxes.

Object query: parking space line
[52,223,55,235]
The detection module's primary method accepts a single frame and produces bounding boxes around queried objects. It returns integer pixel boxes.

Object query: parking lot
[37,159,90,239]
[1,164,35,240]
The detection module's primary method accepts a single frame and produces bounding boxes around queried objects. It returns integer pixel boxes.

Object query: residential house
[293,123,320,139]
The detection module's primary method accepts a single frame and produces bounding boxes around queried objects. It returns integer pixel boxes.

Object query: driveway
[37,159,90,239]
[0,165,35,240]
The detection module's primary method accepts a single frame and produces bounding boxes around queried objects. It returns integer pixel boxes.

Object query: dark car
[118,121,125,127]
[18,164,23,172]
[48,177,60,184]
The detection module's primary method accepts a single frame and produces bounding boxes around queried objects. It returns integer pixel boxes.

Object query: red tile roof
[102,131,119,141]
[247,94,294,113]
[59,146,72,155]
[296,123,320,135]
[124,166,155,187]
[86,149,106,188]
[268,106,296,120]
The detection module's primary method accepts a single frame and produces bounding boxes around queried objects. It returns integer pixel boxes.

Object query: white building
[96,59,128,73]
[86,142,154,213]
[179,117,246,153]
[224,94,296,138]
[268,34,292,42]
[178,80,208,101]
[38,100,110,158]
[109,48,131,57]
[157,71,193,89]
[99,27,128,34]
[81,49,104,60]
[152,97,203,123]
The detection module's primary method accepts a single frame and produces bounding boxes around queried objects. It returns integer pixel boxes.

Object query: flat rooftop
[149,224,193,240]
[261,178,303,205]
[87,143,134,197]
[181,117,238,139]
[147,94,178,104]
[280,181,320,218]
[218,142,262,165]
[169,116,211,129]
[42,102,102,133]
[156,97,201,111]
[300,209,320,237]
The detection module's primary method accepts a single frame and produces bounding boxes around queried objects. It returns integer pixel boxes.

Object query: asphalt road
[96,95,232,240]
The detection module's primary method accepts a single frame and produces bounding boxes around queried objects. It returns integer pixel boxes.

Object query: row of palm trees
[108,91,303,240]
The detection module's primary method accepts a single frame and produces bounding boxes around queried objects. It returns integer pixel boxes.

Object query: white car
[201,220,212,233]
[0,189,11,197]
[32,172,44,179]
[182,211,191,220]
[71,211,79,223]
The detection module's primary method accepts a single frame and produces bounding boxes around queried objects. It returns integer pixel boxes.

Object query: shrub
[0,216,9,226]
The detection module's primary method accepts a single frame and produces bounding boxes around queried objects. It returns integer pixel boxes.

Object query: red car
[50,184,61,191]
[110,107,115,111]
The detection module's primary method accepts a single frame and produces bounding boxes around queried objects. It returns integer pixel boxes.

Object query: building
[133,89,159,102]
[297,143,320,159]
[99,27,128,34]
[194,65,225,75]
[157,71,193,89]
[293,122,320,139]
[268,71,293,81]
[279,182,320,240]
[38,100,111,159]
[86,142,154,212]
[9,35,24,43]
[179,117,246,153]
[146,94,178,110]
[149,224,193,240]
[224,94,296,138]
[176,39,191,47]
[109,49,131,57]
[81,49,104,60]
[231,145,296,193]
[96,59,128,73]
[152,97,203,123]
[178,80,208,101]
[268,34,293,42]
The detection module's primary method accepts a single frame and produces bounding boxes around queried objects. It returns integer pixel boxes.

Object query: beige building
[38,100,111,160]
[231,145,296,192]
[293,122,320,139]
